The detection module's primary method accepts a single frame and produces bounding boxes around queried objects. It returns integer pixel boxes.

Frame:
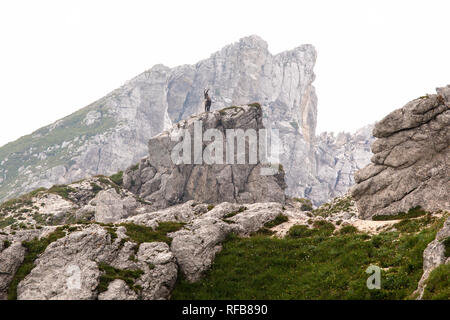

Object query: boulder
[123,105,286,209]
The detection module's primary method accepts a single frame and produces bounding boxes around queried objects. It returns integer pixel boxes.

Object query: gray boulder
[15,224,177,300]
[123,105,286,209]
[0,243,26,300]
[98,280,138,300]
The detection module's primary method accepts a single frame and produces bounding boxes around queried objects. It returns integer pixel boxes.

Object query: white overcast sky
[0,0,449,147]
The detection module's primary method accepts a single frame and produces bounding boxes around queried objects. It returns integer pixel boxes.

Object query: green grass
[392,215,435,233]
[264,214,288,228]
[109,171,124,186]
[121,221,185,246]
[250,214,290,236]
[106,226,118,241]
[7,227,67,300]
[223,206,247,219]
[172,218,442,300]
[47,185,76,200]
[372,206,427,221]
[443,237,450,258]
[3,240,11,248]
[0,104,116,203]
[339,225,358,235]
[288,220,335,239]
[90,183,103,195]
[422,264,450,300]
[97,263,144,294]
[1,197,33,213]
[96,176,121,194]
[0,216,16,229]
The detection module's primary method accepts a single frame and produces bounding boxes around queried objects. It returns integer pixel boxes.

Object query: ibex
[204,89,212,112]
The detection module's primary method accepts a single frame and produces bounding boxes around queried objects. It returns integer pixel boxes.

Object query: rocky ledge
[351,85,450,219]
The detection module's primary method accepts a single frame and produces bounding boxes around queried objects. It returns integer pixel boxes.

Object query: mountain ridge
[0,35,371,205]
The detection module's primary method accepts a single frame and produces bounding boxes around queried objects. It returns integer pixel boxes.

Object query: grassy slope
[0,102,116,202]
[172,216,447,300]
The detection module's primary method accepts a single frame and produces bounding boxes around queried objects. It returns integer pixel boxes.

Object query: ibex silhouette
[204,89,212,112]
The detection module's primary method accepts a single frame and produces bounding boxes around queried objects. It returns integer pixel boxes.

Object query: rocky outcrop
[0,175,154,230]
[351,86,450,219]
[0,243,26,300]
[310,125,374,204]
[0,35,371,206]
[123,104,286,209]
[1,199,289,299]
[15,224,178,300]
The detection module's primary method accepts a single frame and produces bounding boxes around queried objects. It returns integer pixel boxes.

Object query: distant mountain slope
[0,35,371,204]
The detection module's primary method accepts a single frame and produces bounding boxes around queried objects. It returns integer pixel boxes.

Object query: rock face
[311,124,374,204]
[351,86,450,219]
[0,35,372,206]
[0,243,26,300]
[123,104,286,209]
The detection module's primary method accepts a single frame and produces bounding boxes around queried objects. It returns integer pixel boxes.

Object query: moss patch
[97,263,144,294]
[47,185,76,200]
[264,214,288,228]
[121,221,185,246]
[109,171,124,186]
[223,206,247,219]
[0,216,16,229]
[90,183,103,195]
[3,240,11,248]
[339,225,358,235]
[443,237,450,258]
